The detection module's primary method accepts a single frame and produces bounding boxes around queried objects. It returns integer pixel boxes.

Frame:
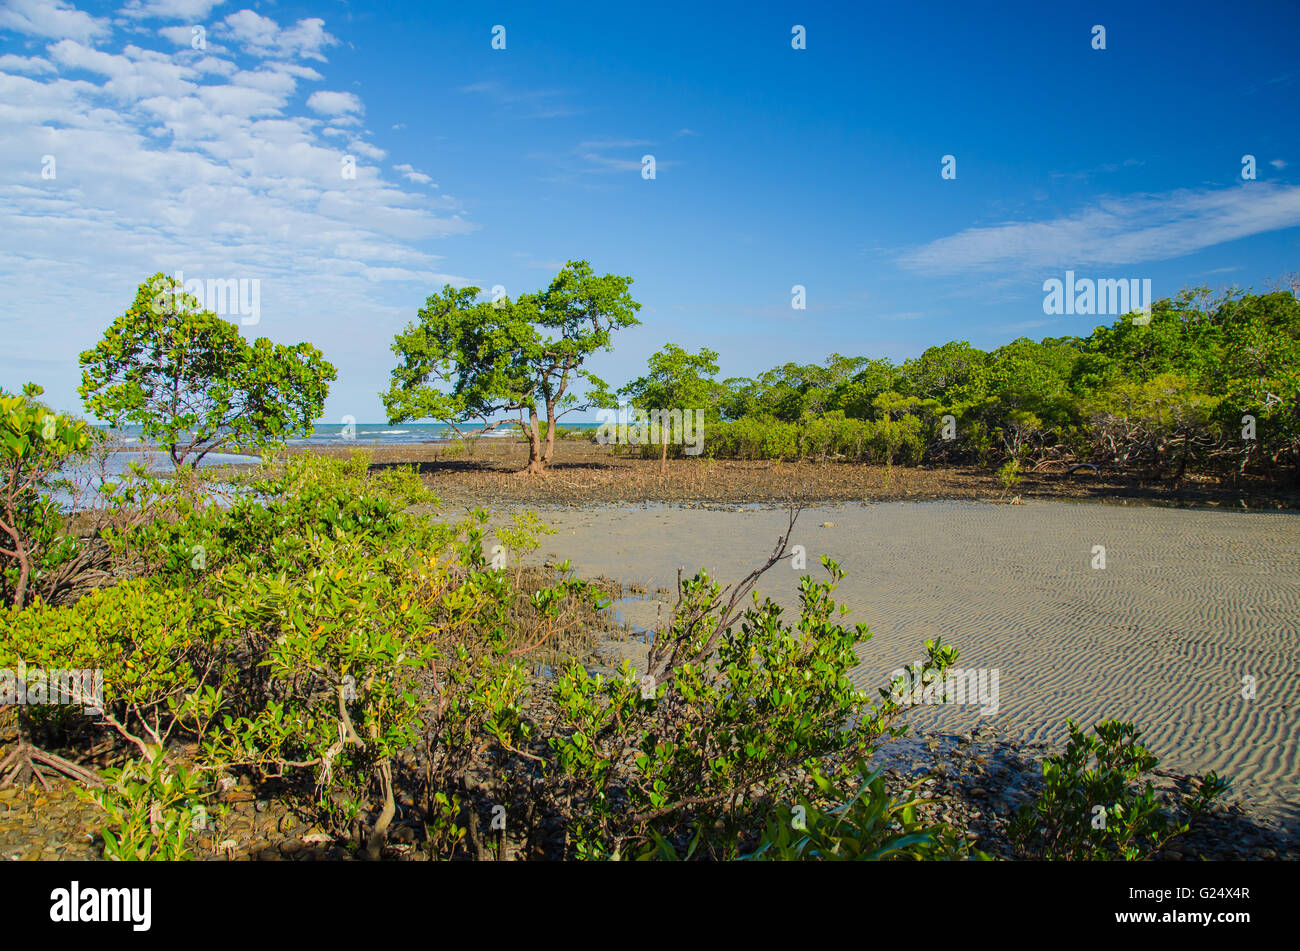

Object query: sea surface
[99,422,598,448]
[51,423,598,507]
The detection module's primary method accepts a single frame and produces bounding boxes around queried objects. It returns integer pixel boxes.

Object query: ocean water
[49,447,258,510]
[45,422,599,508]
[101,422,598,448]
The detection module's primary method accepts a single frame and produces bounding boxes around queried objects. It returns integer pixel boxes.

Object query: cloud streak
[899,184,1300,274]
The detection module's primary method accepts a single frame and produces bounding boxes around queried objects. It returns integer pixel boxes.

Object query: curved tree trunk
[524,406,545,474]
[366,757,395,860]
[542,410,557,467]
[523,401,561,473]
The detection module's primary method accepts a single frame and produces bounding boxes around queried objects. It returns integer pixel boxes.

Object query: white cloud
[0,53,55,74]
[274,18,336,61]
[306,89,362,116]
[218,10,337,62]
[47,40,199,102]
[0,0,110,44]
[120,0,228,20]
[348,138,386,161]
[1271,158,1288,170]
[394,163,433,185]
[270,62,323,82]
[194,81,282,116]
[898,184,1300,274]
[157,24,198,46]
[232,67,299,97]
[190,54,236,76]
[217,9,278,47]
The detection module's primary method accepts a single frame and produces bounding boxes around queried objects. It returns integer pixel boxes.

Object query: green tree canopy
[899,340,989,403]
[79,274,336,467]
[619,343,722,469]
[383,260,641,473]
[1,383,94,608]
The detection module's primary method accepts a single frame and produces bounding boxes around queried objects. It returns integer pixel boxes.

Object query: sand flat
[520,500,1300,824]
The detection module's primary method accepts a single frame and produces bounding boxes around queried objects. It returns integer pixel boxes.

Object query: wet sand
[514,499,1300,826]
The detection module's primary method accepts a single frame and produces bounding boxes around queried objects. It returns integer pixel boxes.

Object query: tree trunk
[660,425,669,474]
[366,757,396,860]
[1174,432,1191,483]
[542,400,557,466]
[524,406,545,474]
[2,516,30,609]
[13,552,28,610]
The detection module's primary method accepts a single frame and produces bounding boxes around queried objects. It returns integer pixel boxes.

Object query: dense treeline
[641,284,1300,482]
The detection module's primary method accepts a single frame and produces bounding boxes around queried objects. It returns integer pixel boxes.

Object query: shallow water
[51,449,258,509]
[99,422,597,447]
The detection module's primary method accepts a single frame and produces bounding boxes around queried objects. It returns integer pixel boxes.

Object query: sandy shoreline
[505,499,1300,829]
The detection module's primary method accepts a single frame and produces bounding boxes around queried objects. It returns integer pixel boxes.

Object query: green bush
[708,416,800,460]
[1010,719,1230,860]
[108,451,443,580]
[0,383,96,609]
[742,766,980,861]
[0,577,219,780]
[86,745,208,861]
[998,457,1023,489]
[545,556,959,859]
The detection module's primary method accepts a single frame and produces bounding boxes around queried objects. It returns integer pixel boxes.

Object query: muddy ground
[277,437,1300,512]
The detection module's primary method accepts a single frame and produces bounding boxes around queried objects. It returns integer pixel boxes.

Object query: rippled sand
[521,500,1300,824]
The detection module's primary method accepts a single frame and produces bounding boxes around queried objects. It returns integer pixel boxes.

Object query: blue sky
[2,0,1298,422]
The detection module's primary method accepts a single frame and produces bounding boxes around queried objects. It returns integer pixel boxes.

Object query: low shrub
[0,578,220,786]
[1010,719,1230,860]
[86,745,208,861]
[742,765,981,860]
[541,548,961,859]
[0,383,96,609]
